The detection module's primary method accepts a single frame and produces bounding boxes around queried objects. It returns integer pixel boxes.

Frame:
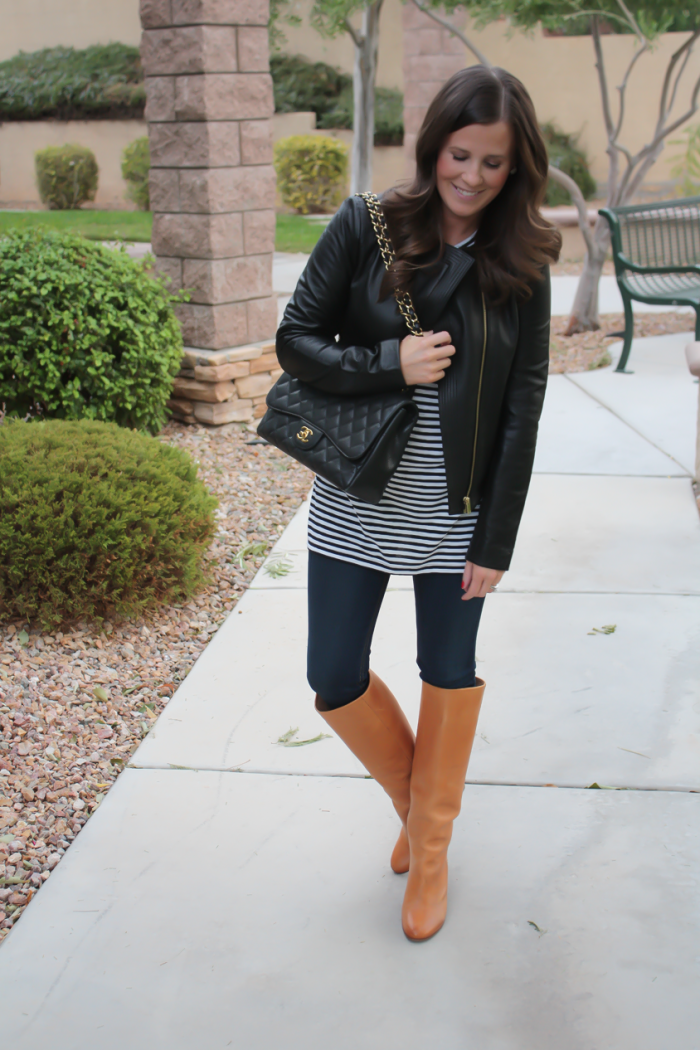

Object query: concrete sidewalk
[1,332,699,1048]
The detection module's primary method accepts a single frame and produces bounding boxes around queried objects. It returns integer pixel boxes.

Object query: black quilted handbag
[257,193,423,505]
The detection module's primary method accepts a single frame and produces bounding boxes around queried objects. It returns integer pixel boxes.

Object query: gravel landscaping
[550,310,694,372]
[1,292,696,942]
[0,421,312,941]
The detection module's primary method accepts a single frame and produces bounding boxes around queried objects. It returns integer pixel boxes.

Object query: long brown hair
[381,66,561,304]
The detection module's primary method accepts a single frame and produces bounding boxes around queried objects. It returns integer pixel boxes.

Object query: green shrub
[35,144,99,210]
[274,134,349,214]
[0,228,183,433]
[271,53,349,121]
[317,85,404,145]
[671,123,700,197]
[0,419,217,628]
[122,136,150,211]
[542,123,597,206]
[0,44,144,121]
[271,52,404,145]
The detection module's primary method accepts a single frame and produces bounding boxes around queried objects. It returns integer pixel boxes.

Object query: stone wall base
[168,339,280,426]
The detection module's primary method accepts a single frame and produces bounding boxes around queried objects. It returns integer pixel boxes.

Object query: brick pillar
[403,3,468,177]
[140,0,279,425]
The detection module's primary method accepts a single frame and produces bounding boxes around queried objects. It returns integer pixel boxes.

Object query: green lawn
[0,209,328,253]
[0,209,153,242]
[275,213,328,253]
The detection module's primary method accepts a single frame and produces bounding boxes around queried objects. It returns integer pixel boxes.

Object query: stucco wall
[463,20,699,186]
[0,0,142,61]
[0,115,404,207]
[0,120,147,208]
[0,0,695,193]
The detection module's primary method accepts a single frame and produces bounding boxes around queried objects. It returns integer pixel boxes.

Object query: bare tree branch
[614,0,645,42]
[657,30,700,131]
[342,17,363,49]
[613,40,649,142]
[409,0,492,67]
[547,167,596,255]
[668,39,695,115]
[591,16,615,140]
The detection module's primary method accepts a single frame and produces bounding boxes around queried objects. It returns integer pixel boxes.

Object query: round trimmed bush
[0,228,183,433]
[274,134,348,214]
[122,136,150,210]
[35,143,99,210]
[0,419,217,628]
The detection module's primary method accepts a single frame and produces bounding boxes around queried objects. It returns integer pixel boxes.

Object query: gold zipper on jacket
[463,293,487,515]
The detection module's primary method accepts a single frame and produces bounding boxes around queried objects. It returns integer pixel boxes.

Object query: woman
[276,66,561,941]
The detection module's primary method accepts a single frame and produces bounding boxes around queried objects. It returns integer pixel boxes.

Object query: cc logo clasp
[296,425,314,443]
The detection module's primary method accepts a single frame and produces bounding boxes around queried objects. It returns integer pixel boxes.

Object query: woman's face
[435,121,515,233]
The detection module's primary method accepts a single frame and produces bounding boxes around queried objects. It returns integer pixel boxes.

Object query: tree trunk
[565,216,611,334]
[350,0,383,195]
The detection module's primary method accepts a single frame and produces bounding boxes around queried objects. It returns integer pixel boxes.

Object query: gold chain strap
[356,192,423,338]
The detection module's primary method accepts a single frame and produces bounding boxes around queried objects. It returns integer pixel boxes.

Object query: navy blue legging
[307,551,485,709]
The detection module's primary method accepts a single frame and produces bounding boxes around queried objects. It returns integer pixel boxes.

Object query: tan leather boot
[402,678,485,941]
[316,671,414,874]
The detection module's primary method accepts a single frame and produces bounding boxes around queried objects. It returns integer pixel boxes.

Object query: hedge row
[0,44,145,121]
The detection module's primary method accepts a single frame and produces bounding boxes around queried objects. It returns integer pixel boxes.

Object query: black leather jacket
[276,195,551,571]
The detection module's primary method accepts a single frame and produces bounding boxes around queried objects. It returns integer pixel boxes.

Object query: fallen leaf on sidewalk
[588,624,617,635]
[276,727,330,747]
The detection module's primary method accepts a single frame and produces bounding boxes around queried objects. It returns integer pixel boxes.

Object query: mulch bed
[0,423,312,941]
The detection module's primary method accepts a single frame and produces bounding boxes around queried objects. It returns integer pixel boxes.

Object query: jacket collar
[409,245,475,330]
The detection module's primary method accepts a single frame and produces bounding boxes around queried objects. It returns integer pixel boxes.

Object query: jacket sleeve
[466,270,551,571]
[275,197,406,395]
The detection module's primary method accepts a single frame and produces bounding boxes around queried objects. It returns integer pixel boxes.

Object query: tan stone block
[235,371,275,399]
[269,368,283,381]
[403,108,427,136]
[177,301,248,350]
[408,55,461,81]
[258,340,276,353]
[140,0,172,28]
[240,119,273,165]
[172,0,269,26]
[193,361,250,381]
[178,165,275,213]
[183,255,272,304]
[246,295,277,343]
[175,73,273,122]
[152,212,243,259]
[173,377,237,402]
[402,1,433,29]
[149,121,240,168]
[237,26,269,71]
[182,344,262,367]
[252,402,267,418]
[404,80,445,108]
[153,256,183,291]
[167,397,195,414]
[141,26,238,76]
[149,168,180,212]
[243,209,275,254]
[403,28,441,56]
[193,399,254,424]
[251,395,267,404]
[144,77,176,122]
[249,350,278,374]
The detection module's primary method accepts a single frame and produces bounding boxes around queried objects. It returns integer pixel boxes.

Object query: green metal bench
[599,196,700,372]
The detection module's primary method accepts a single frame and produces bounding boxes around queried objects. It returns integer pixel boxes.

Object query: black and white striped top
[308,380,479,574]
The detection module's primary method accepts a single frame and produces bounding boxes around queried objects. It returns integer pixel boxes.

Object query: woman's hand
[461,560,505,601]
[400,330,455,386]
